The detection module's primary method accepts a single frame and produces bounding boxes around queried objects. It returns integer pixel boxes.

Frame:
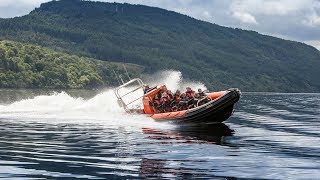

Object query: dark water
[0,90,319,179]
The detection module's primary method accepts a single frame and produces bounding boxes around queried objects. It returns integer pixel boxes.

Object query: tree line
[0,40,143,89]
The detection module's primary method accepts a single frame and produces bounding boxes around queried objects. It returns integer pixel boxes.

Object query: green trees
[0,41,142,89]
[0,0,320,92]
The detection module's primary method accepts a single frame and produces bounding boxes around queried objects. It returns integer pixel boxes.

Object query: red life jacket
[154,98,161,105]
[174,94,180,101]
[186,90,195,98]
[161,96,170,103]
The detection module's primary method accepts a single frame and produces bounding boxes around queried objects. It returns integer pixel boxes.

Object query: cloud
[232,11,257,24]
[229,0,306,16]
[303,10,320,27]
[0,0,47,8]
[202,11,211,19]
[0,0,319,51]
[0,0,47,18]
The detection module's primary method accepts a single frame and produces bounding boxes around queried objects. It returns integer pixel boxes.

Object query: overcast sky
[0,0,319,50]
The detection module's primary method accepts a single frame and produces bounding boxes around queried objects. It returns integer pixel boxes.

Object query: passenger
[185,87,195,99]
[161,92,168,100]
[153,94,163,113]
[195,88,206,98]
[144,84,151,94]
[194,88,209,106]
[178,93,189,110]
[170,90,181,110]
[166,90,175,110]
[160,92,171,112]
[157,85,167,98]
[174,90,181,101]
[161,85,167,94]
[199,88,206,97]
[167,90,174,100]
[185,87,197,108]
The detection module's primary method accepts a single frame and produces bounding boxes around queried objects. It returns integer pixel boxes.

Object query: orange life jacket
[154,98,161,105]
[174,94,180,101]
[161,96,170,103]
[186,90,195,98]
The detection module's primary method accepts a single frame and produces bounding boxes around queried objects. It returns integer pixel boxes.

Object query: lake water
[0,89,319,179]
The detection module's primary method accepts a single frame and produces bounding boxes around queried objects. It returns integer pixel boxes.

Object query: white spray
[0,71,206,130]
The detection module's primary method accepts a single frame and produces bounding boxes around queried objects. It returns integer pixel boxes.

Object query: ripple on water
[0,92,320,179]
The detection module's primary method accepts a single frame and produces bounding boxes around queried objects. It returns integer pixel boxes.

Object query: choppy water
[0,86,319,179]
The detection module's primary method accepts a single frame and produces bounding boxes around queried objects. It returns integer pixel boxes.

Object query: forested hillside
[0,40,142,89]
[0,0,320,92]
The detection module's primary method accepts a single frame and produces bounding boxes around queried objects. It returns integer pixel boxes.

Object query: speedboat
[114,78,240,125]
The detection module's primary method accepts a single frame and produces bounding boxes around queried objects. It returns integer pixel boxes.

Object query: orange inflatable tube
[206,91,227,100]
[151,110,187,120]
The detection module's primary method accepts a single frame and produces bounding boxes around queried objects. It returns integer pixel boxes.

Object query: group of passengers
[147,86,209,113]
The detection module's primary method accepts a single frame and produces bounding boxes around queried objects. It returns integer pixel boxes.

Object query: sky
[0,0,319,50]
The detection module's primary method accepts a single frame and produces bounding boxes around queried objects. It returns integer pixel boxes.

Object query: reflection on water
[139,158,237,179]
[0,89,320,179]
[140,124,235,179]
[143,123,234,145]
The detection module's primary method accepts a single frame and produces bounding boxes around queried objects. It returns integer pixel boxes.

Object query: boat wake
[0,71,206,130]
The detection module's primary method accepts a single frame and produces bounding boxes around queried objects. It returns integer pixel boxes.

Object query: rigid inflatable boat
[114,78,241,125]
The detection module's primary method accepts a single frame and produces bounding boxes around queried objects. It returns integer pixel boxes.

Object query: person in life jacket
[167,90,174,100]
[185,87,195,99]
[196,88,206,98]
[185,87,197,108]
[157,85,167,99]
[167,90,175,109]
[153,94,163,113]
[174,90,181,101]
[178,93,189,110]
[144,84,151,94]
[194,88,209,106]
[171,90,181,111]
[160,92,172,112]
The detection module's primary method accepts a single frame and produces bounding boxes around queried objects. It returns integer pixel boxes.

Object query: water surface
[0,90,319,179]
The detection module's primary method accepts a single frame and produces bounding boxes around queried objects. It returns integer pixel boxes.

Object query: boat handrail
[119,86,143,98]
[114,78,144,91]
[126,95,145,106]
[114,78,145,113]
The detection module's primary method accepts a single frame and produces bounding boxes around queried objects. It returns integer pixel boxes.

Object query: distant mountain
[0,40,142,89]
[0,0,319,92]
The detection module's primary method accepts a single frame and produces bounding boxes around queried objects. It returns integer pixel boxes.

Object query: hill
[0,40,142,89]
[0,0,320,92]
